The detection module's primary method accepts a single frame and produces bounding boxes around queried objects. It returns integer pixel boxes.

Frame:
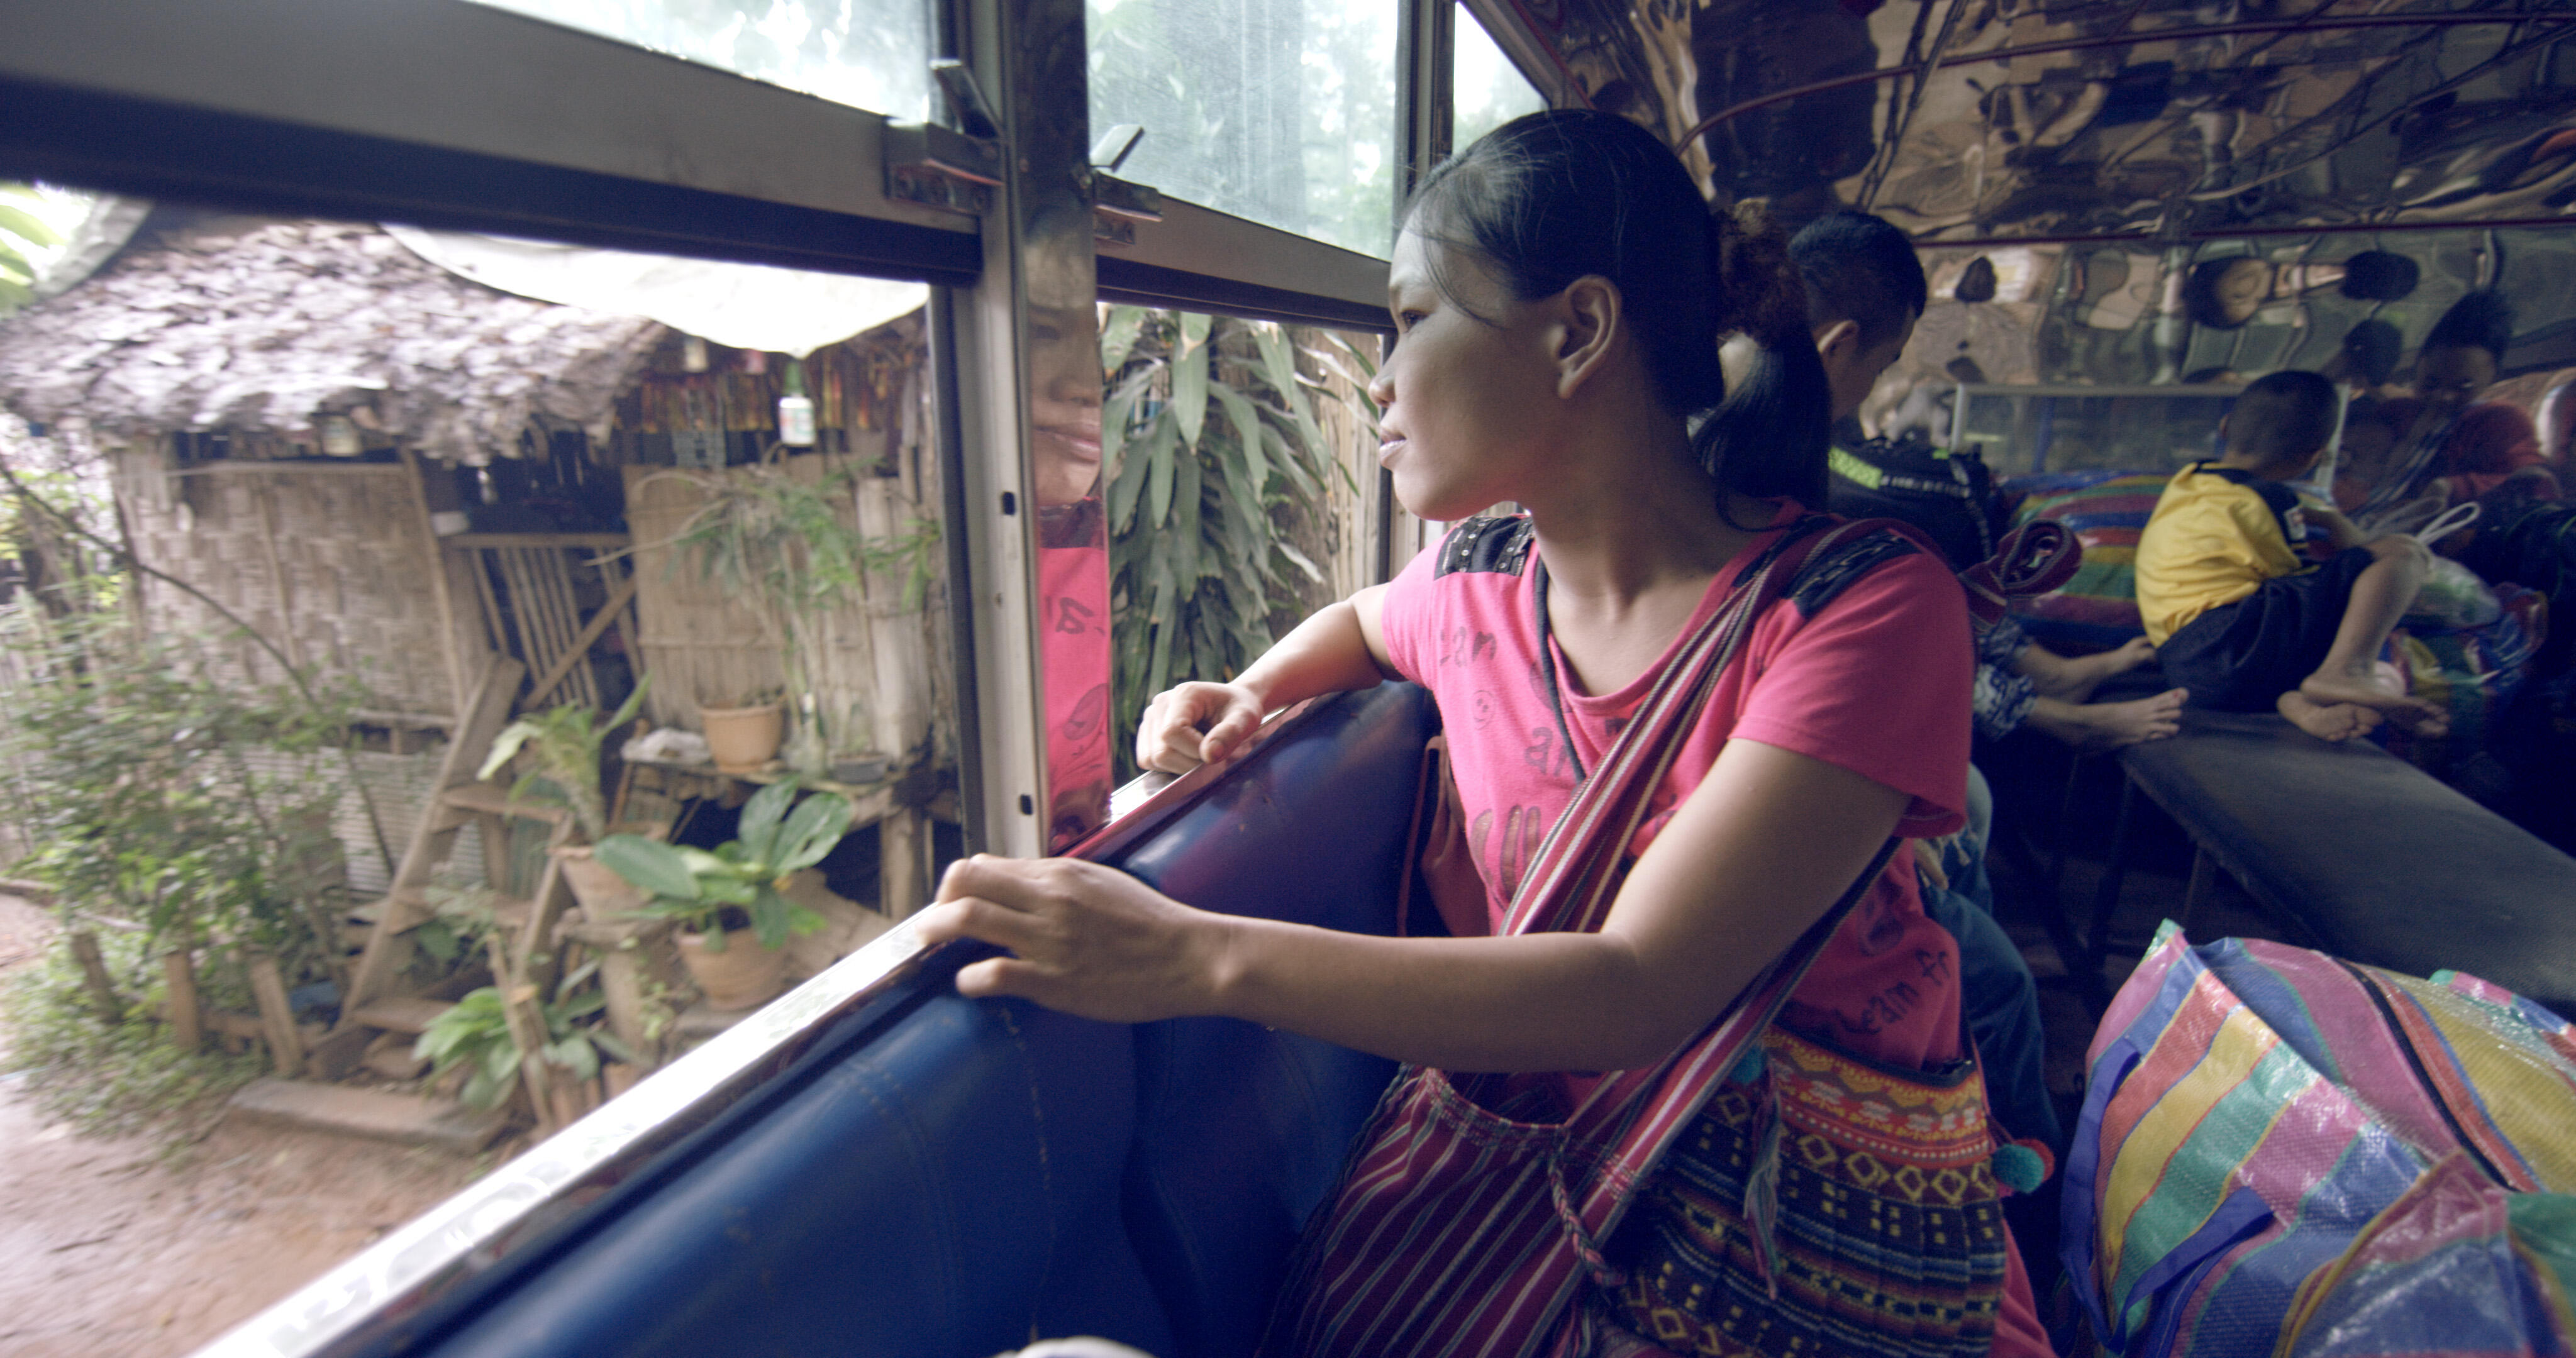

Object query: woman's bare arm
[1135,584,1399,773]
[914,738,1906,1073]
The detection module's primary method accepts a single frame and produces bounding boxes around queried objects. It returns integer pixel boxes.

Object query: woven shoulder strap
[1504,516,1902,939]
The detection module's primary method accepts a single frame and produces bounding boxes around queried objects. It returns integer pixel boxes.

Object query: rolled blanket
[1960,521,2081,627]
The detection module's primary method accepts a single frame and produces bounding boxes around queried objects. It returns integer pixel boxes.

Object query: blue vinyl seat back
[365,683,1435,1358]
[1103,683,1435,1356]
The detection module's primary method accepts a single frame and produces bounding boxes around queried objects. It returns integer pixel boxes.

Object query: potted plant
[593,778,852,1011]
[697,690,786,775]
[645,461,935,775]
[477,679,651,915]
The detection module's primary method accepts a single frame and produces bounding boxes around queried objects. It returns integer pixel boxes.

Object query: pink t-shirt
[1378,503,1973,1071]
[1379,505,2052,1358]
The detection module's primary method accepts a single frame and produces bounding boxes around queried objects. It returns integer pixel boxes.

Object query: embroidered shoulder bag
[1265,517,2021,1358]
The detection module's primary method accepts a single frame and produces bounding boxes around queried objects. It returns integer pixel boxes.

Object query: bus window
[0,196,963,1046]
[1098,306,1387,790]
[1452,3,1549,153]
[459,0,935,120]
[1087,0,1400,258]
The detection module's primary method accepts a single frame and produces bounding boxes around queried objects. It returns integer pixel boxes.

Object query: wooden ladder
[336,654,528,1024]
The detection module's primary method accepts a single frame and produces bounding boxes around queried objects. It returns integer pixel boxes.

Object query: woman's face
[2414,345,2496,419]
[1028,304,1104,506]
[1370,231,1568,521]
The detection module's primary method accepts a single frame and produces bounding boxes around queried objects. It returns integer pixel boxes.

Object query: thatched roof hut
[0,212,952,906]
[0,209,949,776]
[0,216,663,464]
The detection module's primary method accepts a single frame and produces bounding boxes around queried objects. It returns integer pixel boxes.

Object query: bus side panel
[1107,682,1436,1355]
[418,994,1174,1358]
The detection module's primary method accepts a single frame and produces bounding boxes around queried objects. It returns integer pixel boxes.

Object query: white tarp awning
[385,226,927,357]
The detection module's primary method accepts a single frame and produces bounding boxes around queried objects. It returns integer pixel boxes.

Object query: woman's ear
[1550,275,1622,400]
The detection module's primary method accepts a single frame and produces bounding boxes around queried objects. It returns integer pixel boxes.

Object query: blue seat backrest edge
[355,683,1436,1358]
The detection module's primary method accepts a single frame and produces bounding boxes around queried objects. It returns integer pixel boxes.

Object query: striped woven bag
[1262,519,1909,1358]
[2066,923,2576,1358]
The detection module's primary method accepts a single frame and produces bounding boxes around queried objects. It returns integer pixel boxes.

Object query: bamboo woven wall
[622,433,947,765]
[112,446,458,720]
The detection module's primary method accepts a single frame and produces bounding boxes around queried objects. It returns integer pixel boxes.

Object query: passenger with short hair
[1765,210,2065,1159]
[2338,290,2555,519]
[2141,370,2450,742]
[1770,211,2183,751]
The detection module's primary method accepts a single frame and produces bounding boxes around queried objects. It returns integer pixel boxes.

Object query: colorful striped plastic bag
[2065,923,2576,1357]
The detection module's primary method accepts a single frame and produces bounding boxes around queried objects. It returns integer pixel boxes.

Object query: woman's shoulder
[1433,513,1537,580]
[1780,517,1946,622]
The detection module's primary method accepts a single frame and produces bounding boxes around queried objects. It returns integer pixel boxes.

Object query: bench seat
[2097,710,2576,1016]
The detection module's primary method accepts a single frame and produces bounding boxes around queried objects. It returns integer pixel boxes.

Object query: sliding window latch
[886,59,1003,215]
[1086,124,1162,248]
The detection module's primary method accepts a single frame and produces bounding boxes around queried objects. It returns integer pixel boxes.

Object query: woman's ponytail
[1696,201,1833,509]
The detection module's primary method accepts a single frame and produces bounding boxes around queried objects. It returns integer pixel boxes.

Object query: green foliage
[0,455,123,617]
[594,778,848,951]
[412,983,634,1112]
[1084,1,1394,257]
[477,680,649,844]
[413,881,499,969]
[0,182,65,315]
[1101,308,1358,778]
[643,459,938,703]
[412,986,519,1110]
[4,614,360,983]
[0,929,266,1140]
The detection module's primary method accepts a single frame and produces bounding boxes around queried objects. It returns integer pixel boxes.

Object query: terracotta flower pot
[676,926,791,1012]
[552,844,648,920]
[700,702,784,773]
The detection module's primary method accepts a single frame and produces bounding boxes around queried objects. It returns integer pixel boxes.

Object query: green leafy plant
[0,182,65,315]
[0,924,267,1142]
[476,679,649,844]
[413,982,635,1112]
[1101,308,1362,777]
[640,460,939,707]
[593,777,850,951]
[5,612,362,986]
[413,881,499,970]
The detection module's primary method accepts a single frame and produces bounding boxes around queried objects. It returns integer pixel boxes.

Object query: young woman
[915,111,2051,1357]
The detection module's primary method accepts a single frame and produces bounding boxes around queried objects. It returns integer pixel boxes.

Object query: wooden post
[245,952,306,1076]
[164,949,203,1053]
[401,448,474,720]
[251,478,308,675]
[487,930,558,1136]
[66,930,123,1024]
[879,807,931,920]
[566,919,655,1062]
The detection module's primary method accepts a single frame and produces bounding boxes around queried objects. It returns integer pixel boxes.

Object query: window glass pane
[1098,306,1384,788]
[0,197,962,1039]
[463,0,933,120]
[1088,0,1398,258]
[1453,4,1548,153]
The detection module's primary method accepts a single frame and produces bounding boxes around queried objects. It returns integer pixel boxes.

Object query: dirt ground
[0,893,486,1358]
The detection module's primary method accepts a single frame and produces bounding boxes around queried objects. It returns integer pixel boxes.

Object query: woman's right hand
[1136,682,1265,773]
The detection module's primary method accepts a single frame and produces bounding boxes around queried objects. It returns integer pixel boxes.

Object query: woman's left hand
[909,855,1236,1024]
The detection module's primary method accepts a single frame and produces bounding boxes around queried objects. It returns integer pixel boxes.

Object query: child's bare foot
[2023,636,2158,703]
[2297,667,2450,737]
[2279,690,2384,743]
[2024,687,2189,751]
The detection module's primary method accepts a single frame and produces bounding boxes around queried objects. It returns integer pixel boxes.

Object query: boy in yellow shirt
[2136,370,2449,742]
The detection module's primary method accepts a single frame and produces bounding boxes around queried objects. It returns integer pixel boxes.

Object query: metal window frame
[0,0,979,280]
